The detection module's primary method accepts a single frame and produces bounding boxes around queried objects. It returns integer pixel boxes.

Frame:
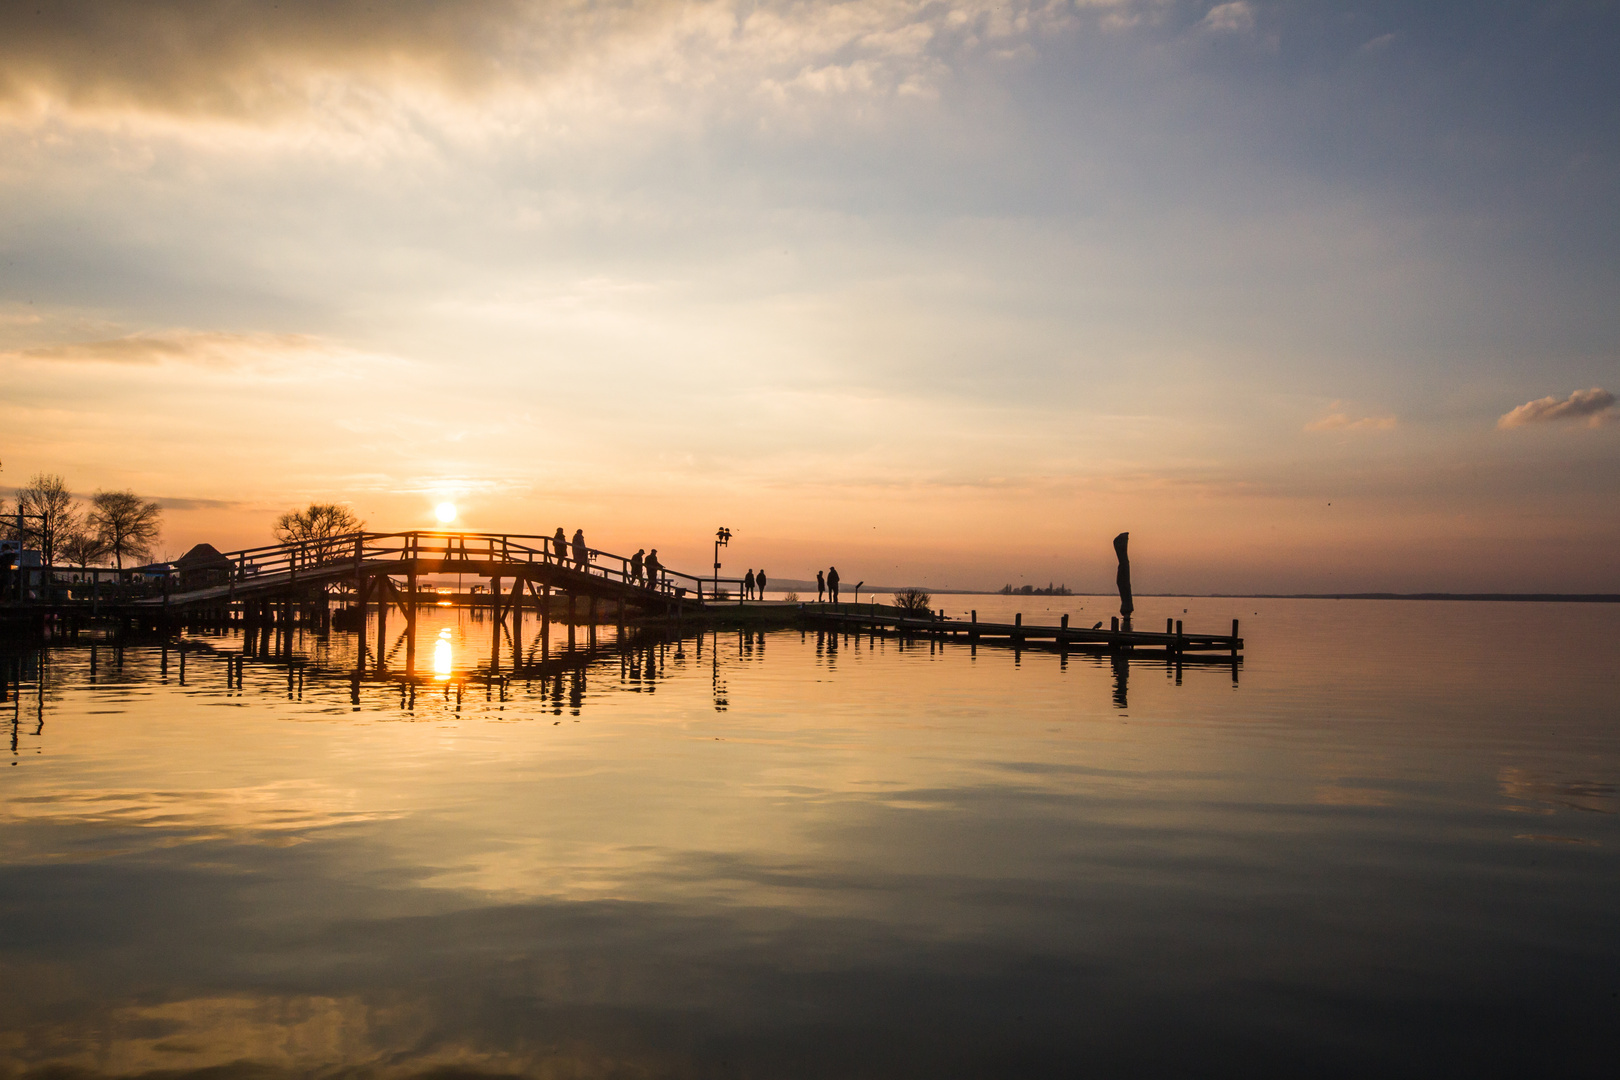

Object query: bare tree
[274,503,365,564]
[88,490,164,570]
[16,473,78,566]
[891,587,933,615]
[59,528,111,569]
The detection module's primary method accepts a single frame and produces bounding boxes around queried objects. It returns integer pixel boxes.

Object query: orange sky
[2,1,1617,592]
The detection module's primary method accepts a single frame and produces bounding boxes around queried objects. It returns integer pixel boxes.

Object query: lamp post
[713,527,731,598]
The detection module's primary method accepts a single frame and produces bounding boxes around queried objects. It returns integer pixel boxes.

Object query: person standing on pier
[744,569,756,600]
[827,566,840,602]
[757,568,767,599]
[572,529,589,572]
[552,527,567,564]
[645,549,661,591]
[630,548,644,585]
[816,569,825,602]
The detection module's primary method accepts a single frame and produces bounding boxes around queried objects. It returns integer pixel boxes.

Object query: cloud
[1199,2,1255,34]
[1305,412,1397,432]
[6,329,334,369]
[0,0,530,120]
[1497,387,1615,429]
[0,1,1150,131]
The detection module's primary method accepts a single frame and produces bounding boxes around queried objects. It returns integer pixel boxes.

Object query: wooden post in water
[491,572,503,671]
[1231,619,1240,658]
[355,576,368,672]
[510,577,523,656]
[375,578,388,671]
[540,582,550,652]
[1113,531,1133,628]
[406,566,417,674]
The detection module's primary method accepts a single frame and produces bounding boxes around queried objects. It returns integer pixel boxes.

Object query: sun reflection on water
[433,628,453,680]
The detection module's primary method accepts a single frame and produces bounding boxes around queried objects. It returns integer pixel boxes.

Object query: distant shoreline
[759,579,1618,603]
[817,589,1620,603]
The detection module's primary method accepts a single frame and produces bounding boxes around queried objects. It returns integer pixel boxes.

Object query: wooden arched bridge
[137,530,739,671]
[3,529,740,637]
[156,530,715,606]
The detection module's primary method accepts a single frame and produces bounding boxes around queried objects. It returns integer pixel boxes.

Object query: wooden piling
[510,576,523,652]
[406,567,418,673]
[375,579,388,670]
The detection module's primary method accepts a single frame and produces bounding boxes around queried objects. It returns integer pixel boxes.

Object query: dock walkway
[806,606,1242,657]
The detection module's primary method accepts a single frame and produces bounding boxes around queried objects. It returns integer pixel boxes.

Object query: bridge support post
[406,567,417,674]
[539,582,550,656]
[354,577,368,672]
[375,577,388,671]
[491,573,504,670]
[510,577,524,662]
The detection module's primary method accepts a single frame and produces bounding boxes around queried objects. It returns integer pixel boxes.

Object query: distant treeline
[999,583,1072,596]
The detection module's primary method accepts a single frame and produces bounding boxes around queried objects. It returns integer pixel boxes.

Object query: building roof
[176,543,233,570]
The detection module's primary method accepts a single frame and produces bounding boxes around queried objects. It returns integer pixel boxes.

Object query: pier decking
[805,606,1243,658]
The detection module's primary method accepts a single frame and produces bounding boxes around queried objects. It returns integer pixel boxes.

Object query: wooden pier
[3,529,1243,668]
[805,606,1243,658]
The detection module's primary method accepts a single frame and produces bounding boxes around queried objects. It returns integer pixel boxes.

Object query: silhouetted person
[572,529,589,571]
[816,570,825,601]
[744,569,756,600]
[827,566,840,602]
[630,548,645,584]
[552,527,567,563]
[645,549,661,590]
[757,568,767,598]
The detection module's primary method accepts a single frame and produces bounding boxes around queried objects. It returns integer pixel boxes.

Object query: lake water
[2,598,1617,1078]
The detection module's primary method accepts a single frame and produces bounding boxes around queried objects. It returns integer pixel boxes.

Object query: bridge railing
[8,530,762,609]
[211,530,746,605]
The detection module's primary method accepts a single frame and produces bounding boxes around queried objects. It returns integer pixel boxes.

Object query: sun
[434,502,457,524]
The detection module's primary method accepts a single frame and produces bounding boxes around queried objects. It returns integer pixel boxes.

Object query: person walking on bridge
[552,528,567,564]
[630,548,644,585]
[571,529,589,572]
[816,570,825,602]
[645,549,661,591]
[827,566,840,603]
[757,568,767,599]
[744,569,756,600]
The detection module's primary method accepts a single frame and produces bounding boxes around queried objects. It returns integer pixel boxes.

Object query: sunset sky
[2,0,1617,593]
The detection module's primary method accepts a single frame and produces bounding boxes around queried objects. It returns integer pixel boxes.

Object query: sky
[1,0,1617,593]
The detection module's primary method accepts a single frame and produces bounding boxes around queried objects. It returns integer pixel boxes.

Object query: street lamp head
[716,527,731,545]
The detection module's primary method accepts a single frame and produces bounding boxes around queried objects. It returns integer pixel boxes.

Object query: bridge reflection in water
[2,612,1238,739]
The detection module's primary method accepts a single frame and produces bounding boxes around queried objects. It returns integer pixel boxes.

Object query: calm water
[2,598,1617,1078]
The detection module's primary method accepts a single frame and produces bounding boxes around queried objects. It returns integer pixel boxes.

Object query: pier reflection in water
[1,599,1618,1079]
